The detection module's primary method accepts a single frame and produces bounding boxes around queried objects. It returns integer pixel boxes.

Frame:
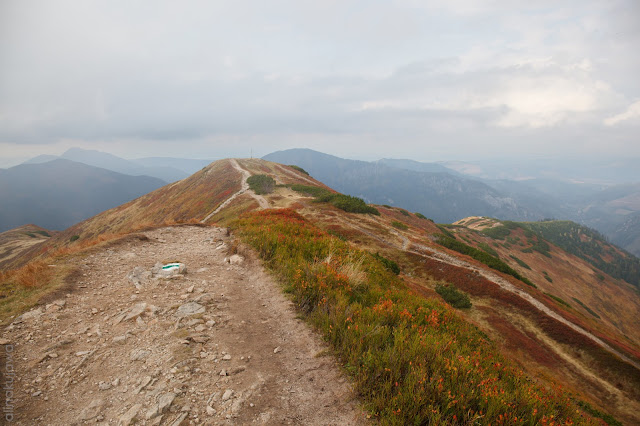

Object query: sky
[1,0,639,167]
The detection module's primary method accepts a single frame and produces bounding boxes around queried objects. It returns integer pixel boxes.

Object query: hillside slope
[0,225,53,269]
[3,158,639,424]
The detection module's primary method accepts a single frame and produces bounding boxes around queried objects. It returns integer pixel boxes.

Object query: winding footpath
[202,160,269,223]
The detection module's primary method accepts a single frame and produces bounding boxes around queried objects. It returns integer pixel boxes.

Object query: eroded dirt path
[202,160,269,223]
[3,226,365,425]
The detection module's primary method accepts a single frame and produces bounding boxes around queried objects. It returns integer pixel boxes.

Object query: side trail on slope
[4,226,365,425]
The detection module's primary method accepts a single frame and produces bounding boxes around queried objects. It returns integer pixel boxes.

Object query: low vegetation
[481,225,512,240]
[435,235,537,288]
[435,283,472,309]
[289,184,380,215]
[247,174,276,194]
[288,165,309,175]
[572,297,601,319]
[414,212,428,220]
[524,221,640,287]
[234,208,598,424]
[391,221,408,231]
[477,242,499,258]
[544,292,571,308]
[509,255,531,270]
[373,252,400,275]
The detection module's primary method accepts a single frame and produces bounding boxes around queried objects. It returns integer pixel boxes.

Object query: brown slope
[0,225,54,270]
[5,159,324,271]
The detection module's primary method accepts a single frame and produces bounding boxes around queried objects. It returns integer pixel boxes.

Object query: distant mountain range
[0,159,165,232]
[263,149,540,223]
[263,148,640,257]
[25,147,212,183]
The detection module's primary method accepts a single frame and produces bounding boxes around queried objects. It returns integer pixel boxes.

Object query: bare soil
[2,225,366,425]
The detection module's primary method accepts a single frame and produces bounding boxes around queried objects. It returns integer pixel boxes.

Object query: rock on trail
[3,225,366,425]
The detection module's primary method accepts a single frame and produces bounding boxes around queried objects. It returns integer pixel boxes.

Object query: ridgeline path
[2,226,365,425]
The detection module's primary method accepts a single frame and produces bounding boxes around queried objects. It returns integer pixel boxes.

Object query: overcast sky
[1,0,639,167]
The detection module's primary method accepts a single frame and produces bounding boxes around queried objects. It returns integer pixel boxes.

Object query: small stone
[187,285,195,293]
[222,389,234,401]
[206,406,216,416]
[0,338,10,345]
[47,352,58,358]
[222,354,231,361]
[75,351,91,357]
[273,347,281,354]
[119,403,142,426]
[130,349,151,361]
[134,376,152,394]
[112,378,120,387]
[78,398,105,421]
[112,335,127,345]
[98,381,112,391]
[32,390,42,397]
[195,325,206,332]
[91,308,98,314]
[158,392,176,413]
[175,302,205,317]
[124,303,147,321]
[219,369,227,376]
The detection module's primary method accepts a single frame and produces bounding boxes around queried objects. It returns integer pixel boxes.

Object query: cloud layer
[1,0,638,162]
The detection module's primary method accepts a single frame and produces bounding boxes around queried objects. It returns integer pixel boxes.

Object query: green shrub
[435,225,456,239]
[544,292,571,308]
[247,174,276,194]
[482,225,511,240]
[391,221,408,231]
[414,212,427,220]
[373,252,400,275]
[288,165,309,175]
[478,242,499,258]
[399,209,410,216]
[435,284,472,309]
[330,194,380,215]
[35,230,51,237]
[572,298,601,319]
[25,232,36,238]
[543,271,553,283]
[288,185,379,215]
[509,255,531,270]
[436,235,537,288]
[70,235,80,242]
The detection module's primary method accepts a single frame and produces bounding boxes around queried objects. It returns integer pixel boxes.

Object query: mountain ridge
[2,158,639,424]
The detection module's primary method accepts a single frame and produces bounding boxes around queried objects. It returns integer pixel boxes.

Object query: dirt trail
[2,226,365,425]
[202,160,269,223]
